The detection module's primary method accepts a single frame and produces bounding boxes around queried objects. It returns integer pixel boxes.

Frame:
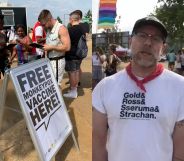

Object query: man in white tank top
[38,9,70,86]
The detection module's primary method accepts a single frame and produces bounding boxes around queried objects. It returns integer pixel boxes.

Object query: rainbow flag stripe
[100,0,117,3]
[98,22,114,28]
[99,17,115,23]
[99,7,116,11]
[100,3,116,8]
[98,0,117,29]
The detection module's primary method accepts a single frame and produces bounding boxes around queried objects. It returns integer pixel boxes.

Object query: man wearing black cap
[92,16,184,161]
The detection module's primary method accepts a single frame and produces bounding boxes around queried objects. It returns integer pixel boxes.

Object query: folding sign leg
[0,73,9,133]
[0,73,8,161]
[72,131,80,151]
[0,152,4,161]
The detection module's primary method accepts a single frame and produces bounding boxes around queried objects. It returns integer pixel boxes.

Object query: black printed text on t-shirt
[120,92,159,120]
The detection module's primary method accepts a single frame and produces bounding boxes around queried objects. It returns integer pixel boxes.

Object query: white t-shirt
[34,26,44,56]
[35,26,43,37]
[180,54,184,66]
[92,69,184,161]
[92,53,106,66]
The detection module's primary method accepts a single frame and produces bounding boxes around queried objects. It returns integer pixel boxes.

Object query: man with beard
[38,9,70,85]
[92,16,184,161]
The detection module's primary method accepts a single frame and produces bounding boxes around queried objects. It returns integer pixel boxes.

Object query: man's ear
[162,43,168,55]
[129,37,132,48]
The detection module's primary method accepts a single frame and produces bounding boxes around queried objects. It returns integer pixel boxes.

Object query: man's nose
[144,36,152,46]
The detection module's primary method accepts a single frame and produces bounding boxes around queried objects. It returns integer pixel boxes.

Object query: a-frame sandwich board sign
[0,58,79,161]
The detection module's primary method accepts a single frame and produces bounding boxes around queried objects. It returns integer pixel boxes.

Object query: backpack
[76,35,88,59]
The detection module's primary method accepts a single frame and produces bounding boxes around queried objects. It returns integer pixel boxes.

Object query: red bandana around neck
[126,63,164,92]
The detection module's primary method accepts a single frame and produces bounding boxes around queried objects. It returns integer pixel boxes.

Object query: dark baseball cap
[132,16,168,40]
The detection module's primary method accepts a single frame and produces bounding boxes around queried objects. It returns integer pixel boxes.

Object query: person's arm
[96,52,105,64]
[108,54,113,65]
[9,47,17,64]
[17,36,33,52]
[43,25,70,52]
[36,36,46,44]
[26,36,33,52]
[172,119,184,161]
[93,108,108,161]
[115,54,122,63]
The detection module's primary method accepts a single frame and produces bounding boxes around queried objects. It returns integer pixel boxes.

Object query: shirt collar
[50,20,59,34]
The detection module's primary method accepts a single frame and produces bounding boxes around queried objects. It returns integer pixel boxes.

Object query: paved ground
[0,39,92,161]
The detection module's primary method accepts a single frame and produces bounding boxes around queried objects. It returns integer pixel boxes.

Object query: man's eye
[139,33,146,38]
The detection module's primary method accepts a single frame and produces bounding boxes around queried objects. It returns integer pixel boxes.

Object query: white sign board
[9,59,72,161]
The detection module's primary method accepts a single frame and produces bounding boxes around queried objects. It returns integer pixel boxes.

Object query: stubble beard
[132,52,159,68]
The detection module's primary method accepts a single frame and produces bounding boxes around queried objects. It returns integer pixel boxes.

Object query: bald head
[70,13,80,21]
[69,12,80,25]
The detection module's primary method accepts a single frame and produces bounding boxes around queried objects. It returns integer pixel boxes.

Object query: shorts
[65,60,82,72]
[92,65,104,80]
[49,57,65,85]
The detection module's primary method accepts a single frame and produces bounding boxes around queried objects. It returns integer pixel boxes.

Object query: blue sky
[8,0,91,27]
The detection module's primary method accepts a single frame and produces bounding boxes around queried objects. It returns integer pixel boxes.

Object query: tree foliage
[84,10,92,23]
[153,0,184,48]
[83,10,92,33]
[57,16,63,24]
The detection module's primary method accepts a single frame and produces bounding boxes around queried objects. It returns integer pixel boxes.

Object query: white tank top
[46,20,65,58]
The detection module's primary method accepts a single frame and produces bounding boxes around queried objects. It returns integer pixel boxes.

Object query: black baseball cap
[132,16,168,40]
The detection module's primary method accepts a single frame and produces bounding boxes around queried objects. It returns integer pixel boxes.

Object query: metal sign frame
[0,59,79,161]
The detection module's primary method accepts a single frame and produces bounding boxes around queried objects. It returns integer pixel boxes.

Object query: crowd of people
[92,40,184,90]
[0,9,89,99]
[166,48,184,75]
[92,44,122,89]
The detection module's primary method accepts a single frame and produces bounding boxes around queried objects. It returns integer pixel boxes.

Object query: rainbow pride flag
[98,0,117,29]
